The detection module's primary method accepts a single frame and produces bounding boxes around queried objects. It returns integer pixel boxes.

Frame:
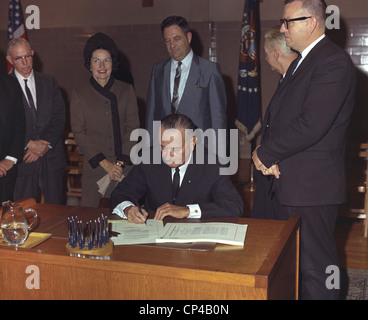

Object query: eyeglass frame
[11,51,34,63]
[280,16,312,29]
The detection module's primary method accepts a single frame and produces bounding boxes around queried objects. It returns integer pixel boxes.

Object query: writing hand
[124,205,148,224]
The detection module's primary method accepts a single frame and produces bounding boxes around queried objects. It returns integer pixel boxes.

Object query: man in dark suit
[146,16,227,152]
[6,38,66,204]
[0,73,26,203]
[111,114,243,223]
[252,0,356,299]
[251,26,297,220]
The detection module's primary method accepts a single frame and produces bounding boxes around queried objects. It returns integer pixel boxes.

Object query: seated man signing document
[110,114,243,223]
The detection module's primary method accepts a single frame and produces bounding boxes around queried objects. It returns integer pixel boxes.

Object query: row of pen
[67,214,110,250]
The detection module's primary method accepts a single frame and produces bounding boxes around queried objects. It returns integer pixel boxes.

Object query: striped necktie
[171,61,182,113]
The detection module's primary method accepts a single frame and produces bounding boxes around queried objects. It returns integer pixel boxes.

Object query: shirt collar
[171,151,193,173]
[171,49,193,68]
[301,34,325,59]
[15,69,35,83]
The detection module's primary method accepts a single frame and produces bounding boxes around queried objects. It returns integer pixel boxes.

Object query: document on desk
[156,222,248,246]
[110,219,164,245]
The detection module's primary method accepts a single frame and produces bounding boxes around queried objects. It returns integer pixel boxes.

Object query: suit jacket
[257,36,356,207]
[13,71,66,177]
[110,149,244,219]
[12,71,66,204]
[145,54,227,145]
[0,74,26,201]
[70,79,140,206]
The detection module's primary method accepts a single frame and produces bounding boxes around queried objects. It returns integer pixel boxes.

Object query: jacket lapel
[155,161,175,204]
[269,37,329,122]
[9,71,28,106]
[163,59,172,114]
[263,72,290,127]
[288,36,329,84]
[34,72,44,115]
[175,163,196,204]
[177,54,201,112]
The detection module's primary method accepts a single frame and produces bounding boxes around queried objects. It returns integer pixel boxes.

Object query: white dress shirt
[14,69,37,109]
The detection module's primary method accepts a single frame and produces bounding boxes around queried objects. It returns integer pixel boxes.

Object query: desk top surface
[0,199,300,285]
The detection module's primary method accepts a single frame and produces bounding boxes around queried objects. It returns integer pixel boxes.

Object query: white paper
[156,222,247,246]
[110,219,164,245]
[97,173,124,196]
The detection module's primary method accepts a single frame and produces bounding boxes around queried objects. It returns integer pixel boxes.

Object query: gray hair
[284,0,327,25]
[264,26,296,56]
[7,37,32,56]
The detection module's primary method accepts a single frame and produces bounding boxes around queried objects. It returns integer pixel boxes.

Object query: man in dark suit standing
[7,38,66,204]
[0,73,26,203]
[252,0,356,299]
[146,16,227,152]
[111,114,243,223]
[251,26,297,220]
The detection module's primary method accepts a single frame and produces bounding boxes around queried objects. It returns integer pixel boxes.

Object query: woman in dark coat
[70,33,139,207]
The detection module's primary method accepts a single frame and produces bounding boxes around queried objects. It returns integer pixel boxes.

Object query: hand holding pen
[123,201,148,224]
[135,200,147,225]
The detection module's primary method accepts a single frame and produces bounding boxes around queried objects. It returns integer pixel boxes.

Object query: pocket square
[194,79,204,88]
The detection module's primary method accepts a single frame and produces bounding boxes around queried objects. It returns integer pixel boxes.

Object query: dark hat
[83,32,119,70]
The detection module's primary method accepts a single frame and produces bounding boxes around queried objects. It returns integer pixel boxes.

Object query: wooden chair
[64,133,83,199]
[358,143,368,238]
[12,198,37,210]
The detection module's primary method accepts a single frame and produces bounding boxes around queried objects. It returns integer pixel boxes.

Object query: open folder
[110,220,247,246]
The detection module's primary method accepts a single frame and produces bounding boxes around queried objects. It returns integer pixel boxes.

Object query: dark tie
[290,54,302,75]
[171,61,182,113]
[172,167,180,204]
[24,79,37,121]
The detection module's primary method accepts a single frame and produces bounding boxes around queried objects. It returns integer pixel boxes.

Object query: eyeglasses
[12,52,33,62]
[280,16,312,29]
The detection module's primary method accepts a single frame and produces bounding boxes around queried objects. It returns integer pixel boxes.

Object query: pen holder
[66,240,113,256]
[66,215,113,256]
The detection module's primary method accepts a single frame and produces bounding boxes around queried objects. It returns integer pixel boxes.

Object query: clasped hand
[100,159,124,181]
[24,139,51,163]
[124,203,190,224]
[252,146,281,179]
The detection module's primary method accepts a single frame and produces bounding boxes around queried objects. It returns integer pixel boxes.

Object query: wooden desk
[0,199,300,300]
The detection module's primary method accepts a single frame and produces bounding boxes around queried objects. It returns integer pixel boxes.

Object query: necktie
[172,167,180,204]
[290,54,302,75]
[24,79,37,121]
[171,61,182,113]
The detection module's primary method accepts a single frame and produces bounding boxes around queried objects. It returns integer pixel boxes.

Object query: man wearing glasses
[6,38,66,204]
[252,0,356,299]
